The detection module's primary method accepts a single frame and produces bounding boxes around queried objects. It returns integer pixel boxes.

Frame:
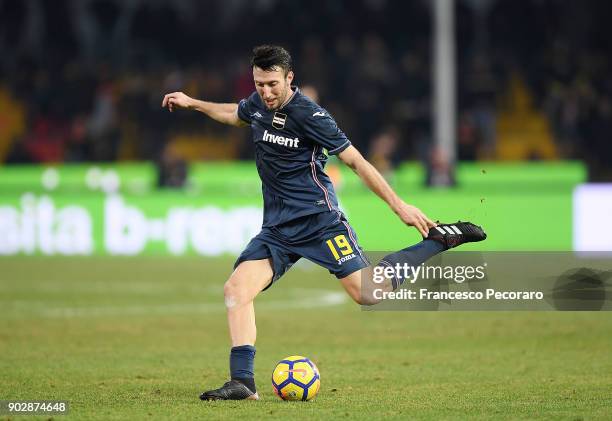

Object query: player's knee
[356,292,381,306]
[358,277,391,306]
[348,292,379,306]
[223,278,249,308]
[352,294,369,306]
[347,290,363,305]
[345,283,377,306]
[341,273,378,306]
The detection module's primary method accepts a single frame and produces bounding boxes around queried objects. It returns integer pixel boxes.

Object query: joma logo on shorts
[338,253,356,265]
[262,130,300,148]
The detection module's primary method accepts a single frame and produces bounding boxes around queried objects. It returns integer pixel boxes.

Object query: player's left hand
[393,202,436,237]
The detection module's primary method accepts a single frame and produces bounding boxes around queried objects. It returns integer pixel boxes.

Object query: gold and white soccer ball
[271,355,320,401]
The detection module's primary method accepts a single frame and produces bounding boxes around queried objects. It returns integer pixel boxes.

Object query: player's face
[253,66,294,110]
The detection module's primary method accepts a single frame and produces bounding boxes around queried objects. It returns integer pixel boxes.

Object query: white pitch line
[3,289,348,319]
[0,282,222,295]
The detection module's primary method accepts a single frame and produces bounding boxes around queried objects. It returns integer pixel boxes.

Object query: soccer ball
[272,355,320,401]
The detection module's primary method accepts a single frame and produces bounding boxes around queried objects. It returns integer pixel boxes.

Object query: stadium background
[1,0,611,419]
[1,0,611,255]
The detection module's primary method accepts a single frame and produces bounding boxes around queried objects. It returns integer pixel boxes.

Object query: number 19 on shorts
[325,235,353,260]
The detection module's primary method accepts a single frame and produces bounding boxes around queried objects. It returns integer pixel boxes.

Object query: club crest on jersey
[272,112,287,129]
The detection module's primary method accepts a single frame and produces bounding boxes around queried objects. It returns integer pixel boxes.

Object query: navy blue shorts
[235,211,370,290]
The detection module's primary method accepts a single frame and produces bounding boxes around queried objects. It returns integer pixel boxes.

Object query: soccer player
[162,45,486,401]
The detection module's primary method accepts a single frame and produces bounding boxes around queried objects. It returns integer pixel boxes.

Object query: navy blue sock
[230,345,256,392]
[379,239,445,289]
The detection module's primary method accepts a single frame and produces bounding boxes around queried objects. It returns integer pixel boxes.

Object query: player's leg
[200,258,272,401]
[339,238,446,305]
[339,222,487,305]
[339,268,368,304]
[224,258,273,347]
[200,230,299,401]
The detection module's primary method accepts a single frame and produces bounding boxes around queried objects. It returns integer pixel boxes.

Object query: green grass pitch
[1,257,611,420]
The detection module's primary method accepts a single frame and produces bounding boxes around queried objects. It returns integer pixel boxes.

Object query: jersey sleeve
[302,109,351,155]
[237,93,257,124]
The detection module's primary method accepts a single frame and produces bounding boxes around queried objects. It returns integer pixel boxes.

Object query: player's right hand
[394,202,436,238]
[162,92,194,112]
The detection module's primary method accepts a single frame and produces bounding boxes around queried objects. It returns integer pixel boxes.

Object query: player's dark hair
[251,45,292,75]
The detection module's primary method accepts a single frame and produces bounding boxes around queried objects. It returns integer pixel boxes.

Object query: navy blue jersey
[237,87,351,227]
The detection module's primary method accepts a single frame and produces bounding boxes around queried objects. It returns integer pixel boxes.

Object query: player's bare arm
[338,145,435,237]
[161,92,248,127]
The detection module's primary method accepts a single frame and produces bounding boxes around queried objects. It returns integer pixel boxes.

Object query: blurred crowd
[482,0,612,180]
[0,0,610,179]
